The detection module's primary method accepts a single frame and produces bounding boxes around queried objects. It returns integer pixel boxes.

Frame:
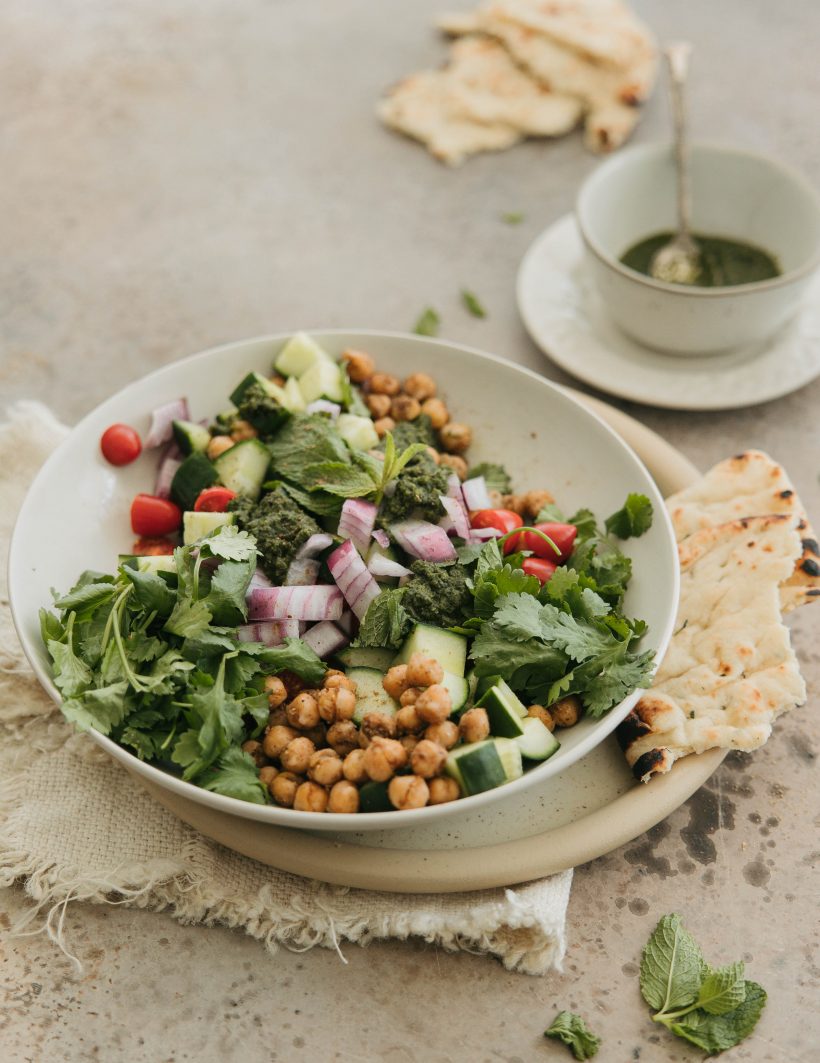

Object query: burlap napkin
[0,402,572,976]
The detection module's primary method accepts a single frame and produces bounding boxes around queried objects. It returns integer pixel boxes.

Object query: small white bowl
[576,143,820,355]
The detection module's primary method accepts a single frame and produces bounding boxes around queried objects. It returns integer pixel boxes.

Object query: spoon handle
[666,42,694,245]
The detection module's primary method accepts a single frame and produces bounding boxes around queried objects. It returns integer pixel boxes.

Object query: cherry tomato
[100,423,142,466]
[470,508,523,537]
[522,557,557,585]
[503,521,577,561]
[132,536,176,556]
[194,486,237,512]
[130,494,182,537]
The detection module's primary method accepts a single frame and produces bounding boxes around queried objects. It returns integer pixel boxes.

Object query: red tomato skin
[470,509,523,536]
[132,536,176,556]
[100,424,142,466]
[194,487,237,513]
[504,522,577,561]
[130,494,182,537]
[522,557,557,585]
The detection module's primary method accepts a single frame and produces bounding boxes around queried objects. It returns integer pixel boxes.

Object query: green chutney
[620,232,781,287]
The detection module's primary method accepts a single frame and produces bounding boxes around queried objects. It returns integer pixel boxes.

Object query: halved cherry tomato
[130,494,182,537]
[470,508,523,537]
[503,521,577,561]
[522,557,557,585]
[100,423,142,466]
[194,486,237,512]
[132,536,176,556]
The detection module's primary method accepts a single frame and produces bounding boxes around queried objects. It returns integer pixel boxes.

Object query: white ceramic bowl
[9,331,679,831]
[576,143,820,354]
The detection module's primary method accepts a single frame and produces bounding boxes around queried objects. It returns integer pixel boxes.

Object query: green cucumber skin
[172,420,211,456]
[213,439,271,500]
[359,781,393,813]
[229,371,271,408]
[170,452,218,511]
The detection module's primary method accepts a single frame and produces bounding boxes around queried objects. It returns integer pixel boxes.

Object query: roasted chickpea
[390,395,421,422]
[258,764,279,791]
[262,724,298,760]
[388,774,429,811]
[410,739,448,779]
[425,447,441,465]
[318,686,355,724]
[406,652,444,688]
[286,691,320,730]
[403,373,436,401]
[308,748,344,787]
[241,739,266,767]
[501,493,527,516]
[459,707,490,744]
[324,673,357,693]
[420,398,449,429]
[230,419,258,442]
[360,712,397,742]
[522,489,555,520]
[551,695,582,728]
[364,392,391,419]
[328,780,360,814]
[293,780,328,813]
[280,736,316,775]
[395,704,424,735]
[317,687,339,724]
[374,416,396,438]
[428,776,461,805]
[438,453,468,479]
[342,748,368,784]
[207,435,235,460]
[342,348,375,383]
[362,736,407,782]
[415,684,452,725]
[399,686,422,707]
[326,720,360,757]
[264,675,288,709]
[270,373,286,387]
[424,720,459,749]
[400,734,420,755]
[527,704,555,731]
[369,372,401,396]
[382,664,410,700]
[271,771,302,807]
[438,422,472,454]
[279,671,305,699]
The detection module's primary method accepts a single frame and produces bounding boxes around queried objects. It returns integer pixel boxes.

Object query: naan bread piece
[446,36,582,136]
[618,516,807,782]
[667,450,820,612]
[377,70,521,166]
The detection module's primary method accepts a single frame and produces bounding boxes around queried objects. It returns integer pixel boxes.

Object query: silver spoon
[649,42,702,285]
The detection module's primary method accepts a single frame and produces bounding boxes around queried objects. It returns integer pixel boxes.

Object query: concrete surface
[1,0,819,1060]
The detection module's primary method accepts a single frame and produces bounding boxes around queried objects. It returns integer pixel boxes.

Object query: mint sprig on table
[544,1011,600,1059]
[640,914,767,1054]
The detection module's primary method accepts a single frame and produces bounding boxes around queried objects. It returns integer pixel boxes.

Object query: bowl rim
[576,141,820,298]
[8,329,680,832]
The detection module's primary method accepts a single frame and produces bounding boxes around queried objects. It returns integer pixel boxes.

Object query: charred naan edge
[618,516,807,782]
[667,449,819,612]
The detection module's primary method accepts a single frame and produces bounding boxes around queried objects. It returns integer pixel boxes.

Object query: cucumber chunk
[336,414,379,452]
[476,678,527,738]
[299,360,344,404]
[119,554,177,575]
[230,371,280,408]
[182,510,235,545]
[336,646,396,671]
[346,667,399,724]
[441,671,469,714]
[283,375,306,412]
[213,439,271,499]
[274,332,334,378]
[394,624,467,677]
[359,780,393,813]
[171,452,218,511]
[445,737,522,796]
[515,716,560,762]
[172,419,211,456]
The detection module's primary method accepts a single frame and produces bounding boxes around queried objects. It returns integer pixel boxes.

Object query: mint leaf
[413,307,440,336]
[641,914,707,1015]
[669,981,766,1054]
[696,962,747,1015]
[305,461,377,498]
[544,1011,600,1059]
[465,462,511,494]
[199,748,269,804]
[164,598,213,638]
[461,289,487,318]
[356,589,411,649]
[267,413,350,483]
[604,493,654,539]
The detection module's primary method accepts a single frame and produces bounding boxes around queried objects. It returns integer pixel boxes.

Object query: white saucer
[517,214,820,410]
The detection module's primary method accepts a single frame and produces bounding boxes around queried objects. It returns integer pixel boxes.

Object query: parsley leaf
[164,598,213,639]
[605,493,654,539]
[47,620,93,698]
[461,289,487,318]
[61,681,132,735]
[544,1011,601,1059]
[356,589,411,649]
[199,747,269,804]
[121,567,176,616]
[251,637,327,686]
[465,462,511,494]
[53,582,117,618]
[202,525,258,562]
[413,307,440,336]
[203,558,255,626]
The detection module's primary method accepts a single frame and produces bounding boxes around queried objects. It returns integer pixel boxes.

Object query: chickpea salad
[42,333,656,814]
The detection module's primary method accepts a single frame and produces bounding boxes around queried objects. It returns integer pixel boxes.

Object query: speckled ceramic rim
[577,142,820,297]
[8,331,679,834]
[130,394,727,893]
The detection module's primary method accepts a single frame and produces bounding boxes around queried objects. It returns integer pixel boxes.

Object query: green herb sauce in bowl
[621,232,781,287]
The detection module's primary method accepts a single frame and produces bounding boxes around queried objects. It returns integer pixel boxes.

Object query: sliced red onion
[306,399,341,419]
[327,539,381,620]
[248,567,273,593]
[471,526,502,540]
[236,620,301,645]
[145,398,190,449]
[338,499,378,555]
[286,558,321,586]
[295,533,335,559]
[389,520,457,562]
[249,585,343,622]
[368,554,412,580]
[371,529,390,550]
[336,609,356,636]
[154,453,183,500]
[302,620,349,658]
[461,475,492,511]
[439,495,471,540]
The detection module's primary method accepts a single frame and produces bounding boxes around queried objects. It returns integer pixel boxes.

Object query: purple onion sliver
[371,529,390,550]
[461,476,492,511]
[327,538,382,620]
[285,558,321,586]
[144,398,190,449]
[306,399,341,419]
[471,527,502,540]
[236,620,298,646]
[295,533,335,559]
[368,554,412,580]
[389,519,457,562]
[154,454,183,500]
[248,585,343,622]
[302,620,350,658]
[439,495,471,539]
[338,499,378,555]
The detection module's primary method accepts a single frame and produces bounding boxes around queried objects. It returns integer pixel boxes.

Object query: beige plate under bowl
[137,391,724,892]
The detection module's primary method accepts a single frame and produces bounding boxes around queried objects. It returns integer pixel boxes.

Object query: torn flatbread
[667,450,820,612]
[618,516,807,782]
